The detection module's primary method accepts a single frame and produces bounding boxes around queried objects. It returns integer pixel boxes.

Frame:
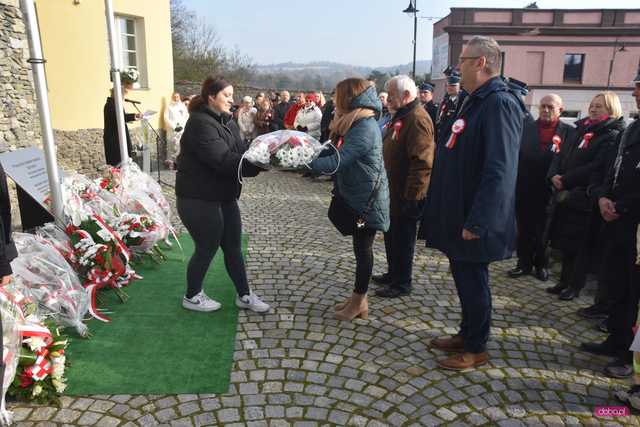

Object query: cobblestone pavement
[9,171,640,426]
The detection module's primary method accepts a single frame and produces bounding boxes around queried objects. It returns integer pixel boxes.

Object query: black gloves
[296,125,308,132]
[174,126,183,132]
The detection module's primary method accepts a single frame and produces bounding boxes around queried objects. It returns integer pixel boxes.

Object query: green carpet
[65,235,243,395]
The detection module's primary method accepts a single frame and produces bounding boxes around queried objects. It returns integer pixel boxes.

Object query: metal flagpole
[104,0,129,164]
[20,0,64,225]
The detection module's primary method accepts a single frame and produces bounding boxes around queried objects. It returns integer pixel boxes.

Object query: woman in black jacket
[175,76,269,313]
[546,92,626,300]
[103,72,140,167]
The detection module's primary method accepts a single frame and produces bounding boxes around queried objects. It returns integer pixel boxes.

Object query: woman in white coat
[294,92,322,140]
[164,92,189,164]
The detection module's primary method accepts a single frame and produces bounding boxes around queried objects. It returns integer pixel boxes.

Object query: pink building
[432,8,640,119]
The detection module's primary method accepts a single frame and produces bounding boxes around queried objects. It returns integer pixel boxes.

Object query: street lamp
[403,0,419,79]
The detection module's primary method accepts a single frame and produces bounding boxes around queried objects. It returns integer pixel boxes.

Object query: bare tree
[170,0,254,83]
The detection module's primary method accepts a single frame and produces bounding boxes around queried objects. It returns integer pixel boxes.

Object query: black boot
[559,288,580,301]
[580,340,618,357]
[508,266,531,278]
[535,266,549,282]
[375,285,411,298]
[577,303,610,319]
[371,273,393,285]
[546,283,566,295]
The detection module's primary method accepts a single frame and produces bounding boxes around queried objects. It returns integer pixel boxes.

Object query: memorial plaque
[0,146,64,210]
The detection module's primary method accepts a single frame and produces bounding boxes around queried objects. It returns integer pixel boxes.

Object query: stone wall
[0,0,41,152]
[54,129,105,177]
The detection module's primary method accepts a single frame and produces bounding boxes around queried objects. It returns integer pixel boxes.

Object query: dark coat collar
[468,76,508,99]
[392,98,420,121]
[198,104,233,125]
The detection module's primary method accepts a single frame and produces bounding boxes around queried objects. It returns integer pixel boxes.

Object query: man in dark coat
[272,90,292,131]
[508,94,574,281]
[422,36,525,370]
[103,80,140,167]
[580,70,640,378]
[419,82,438,134]
[436,71,461,138]
[373,75,434,298]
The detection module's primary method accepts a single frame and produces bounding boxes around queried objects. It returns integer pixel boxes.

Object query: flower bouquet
[65,215,137,322]
[10,232,89,337]
[115,213,166,263]
[244,130,324,170]
[8,319,68,405]
[0,295,23,424]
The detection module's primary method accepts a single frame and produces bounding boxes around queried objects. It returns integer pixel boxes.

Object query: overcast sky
[184,0,637,67]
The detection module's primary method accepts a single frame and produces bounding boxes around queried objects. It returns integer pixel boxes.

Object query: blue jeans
[449,259,491,353]
[383,215,418,290]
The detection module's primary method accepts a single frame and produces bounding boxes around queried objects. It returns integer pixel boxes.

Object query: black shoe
[507,266,531,278]
[580,341,618,357]
[596,318,609,333]
[371,273,393,285]
[577,304,609,319]
[546,284,566,295]
[605,359,633,379]
[375,286,411,298]
[559,288,580,301]
[535,267,549,282]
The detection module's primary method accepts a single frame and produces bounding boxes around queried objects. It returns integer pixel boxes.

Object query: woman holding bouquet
[175,76,270,314]
[309,79,390,321]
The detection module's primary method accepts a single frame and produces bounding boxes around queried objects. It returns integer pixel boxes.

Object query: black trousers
[352,228,377,295]
[515,205,549,270]
[382,215,418,290]
[177,197,250,299]
[560,248,590,292]
[604,221,639,362]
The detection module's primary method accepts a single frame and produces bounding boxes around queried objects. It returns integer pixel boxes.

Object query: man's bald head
[538,94,564,123]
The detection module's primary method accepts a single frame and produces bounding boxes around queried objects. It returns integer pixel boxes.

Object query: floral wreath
[120,68,139,84]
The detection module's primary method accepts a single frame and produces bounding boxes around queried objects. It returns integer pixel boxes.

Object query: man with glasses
[422,36,526,370]
[509,94,574,282]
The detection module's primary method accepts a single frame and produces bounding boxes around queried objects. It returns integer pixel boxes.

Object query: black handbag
[328,170,382,236]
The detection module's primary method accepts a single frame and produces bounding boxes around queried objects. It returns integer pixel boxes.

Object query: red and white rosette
[578,132,594,149]
[551,135,562,153]
[392,121,403,141]
[445,118,466,149]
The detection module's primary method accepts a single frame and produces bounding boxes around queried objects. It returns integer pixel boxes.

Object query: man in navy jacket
[422,36,526,370]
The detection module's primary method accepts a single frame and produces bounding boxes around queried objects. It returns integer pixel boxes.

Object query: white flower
[52,378,67,393]
[97,229,113,242]
[31,384,43,397]
[52,356,66,379]
[25,336,47,352]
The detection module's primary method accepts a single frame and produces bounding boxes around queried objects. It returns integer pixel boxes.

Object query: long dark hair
[188,76,231,113]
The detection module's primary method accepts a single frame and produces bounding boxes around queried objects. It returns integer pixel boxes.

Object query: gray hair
[242,96,253,104]
[385,75,417,98]
[540,93,564,108]
[466,36,502,76]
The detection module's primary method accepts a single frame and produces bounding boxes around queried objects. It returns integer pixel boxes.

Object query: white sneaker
[182,291,221,312]
[236,292,270,313]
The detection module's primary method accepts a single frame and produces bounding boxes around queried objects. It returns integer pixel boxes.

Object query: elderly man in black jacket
[508,94,574,281]
[580,70,640,378]
[423,36,525,370]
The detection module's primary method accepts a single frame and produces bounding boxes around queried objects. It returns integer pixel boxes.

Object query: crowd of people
[98,35,640,385]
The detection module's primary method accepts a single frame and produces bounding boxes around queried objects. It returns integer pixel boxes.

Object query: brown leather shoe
[438,352,488,371]
[430,335,464,352]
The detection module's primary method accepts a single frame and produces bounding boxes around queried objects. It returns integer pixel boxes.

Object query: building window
[563,54,584,83]
[116,16,147,89]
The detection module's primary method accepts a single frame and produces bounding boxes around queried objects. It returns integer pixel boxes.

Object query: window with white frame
[115,16,148,89]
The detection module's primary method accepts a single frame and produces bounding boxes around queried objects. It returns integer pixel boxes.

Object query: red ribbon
[551,135,562,153]
[578,132,594,149]
[336,137,344,149]
[392,121,403,141]
[445,119,466,149]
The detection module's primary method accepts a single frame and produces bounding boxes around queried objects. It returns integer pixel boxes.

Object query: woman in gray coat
[309,79,390,321]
